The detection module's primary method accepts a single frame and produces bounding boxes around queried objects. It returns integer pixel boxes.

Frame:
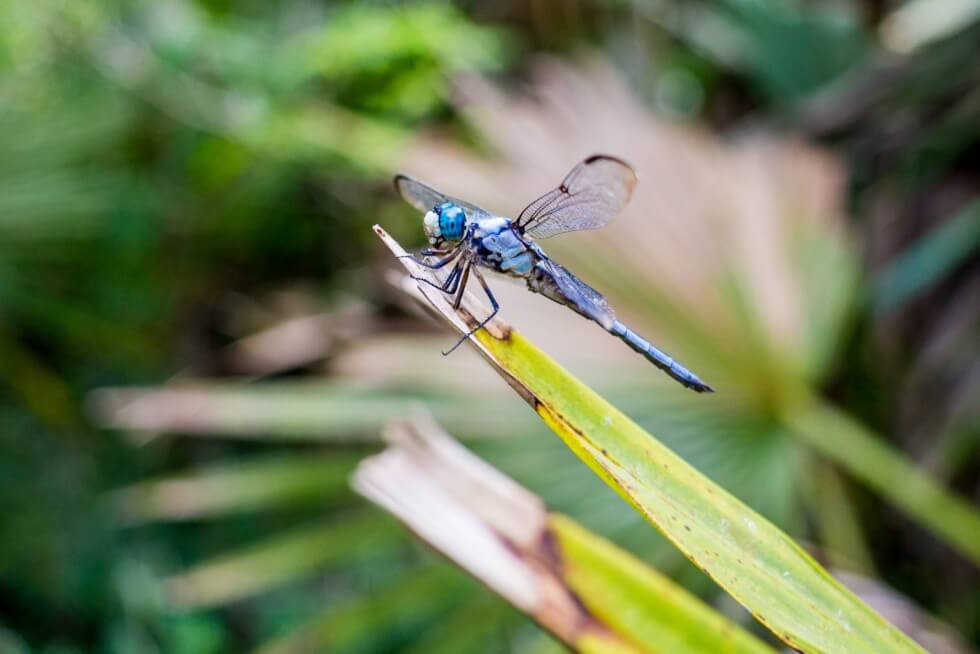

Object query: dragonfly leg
[411,258,464,295]
[451,263,472,310]
[443,263,464,295]
[398,248,457,269]
[442,268,499,356]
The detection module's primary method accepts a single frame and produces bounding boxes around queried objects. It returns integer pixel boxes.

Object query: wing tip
[585,153,627,165]
[584,153,635,170]
[583,153,638,188]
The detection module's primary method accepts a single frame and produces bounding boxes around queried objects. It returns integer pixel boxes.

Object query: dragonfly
[394,154,713,393]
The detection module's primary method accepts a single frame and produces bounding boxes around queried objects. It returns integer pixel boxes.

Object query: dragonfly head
[424,202,466,246]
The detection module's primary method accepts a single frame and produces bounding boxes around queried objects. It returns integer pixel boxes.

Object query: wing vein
[515,155,637,240]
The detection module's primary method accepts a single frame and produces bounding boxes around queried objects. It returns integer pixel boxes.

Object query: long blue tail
[610,321,714,393]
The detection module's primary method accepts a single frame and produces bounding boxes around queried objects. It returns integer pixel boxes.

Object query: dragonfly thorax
[423,202,467,244]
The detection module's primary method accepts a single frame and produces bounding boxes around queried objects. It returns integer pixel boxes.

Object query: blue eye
[437,203,466,241]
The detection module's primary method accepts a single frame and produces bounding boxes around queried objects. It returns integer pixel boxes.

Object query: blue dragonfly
[395,155,713,393]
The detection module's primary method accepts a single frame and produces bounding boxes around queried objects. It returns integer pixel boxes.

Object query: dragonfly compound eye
[437,203,466,241]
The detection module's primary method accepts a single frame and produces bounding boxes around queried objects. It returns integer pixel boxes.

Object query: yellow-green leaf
[553,514,774,654]
[375,225,924,654]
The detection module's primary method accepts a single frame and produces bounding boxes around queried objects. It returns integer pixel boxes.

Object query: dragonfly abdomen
[525,259,616,330]
[610,321,714,393]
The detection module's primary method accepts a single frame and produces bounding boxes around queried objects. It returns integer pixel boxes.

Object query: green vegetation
[1,1,977,653]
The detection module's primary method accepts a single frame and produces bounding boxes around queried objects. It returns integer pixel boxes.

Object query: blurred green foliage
[0,1,510,650]
[1,1,977,653]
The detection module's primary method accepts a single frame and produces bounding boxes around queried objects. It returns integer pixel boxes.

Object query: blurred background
[1,0,978,652]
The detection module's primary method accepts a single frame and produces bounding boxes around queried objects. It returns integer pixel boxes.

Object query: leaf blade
[375,225,924,654]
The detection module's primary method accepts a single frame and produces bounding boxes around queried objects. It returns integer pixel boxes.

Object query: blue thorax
[471,216,535,277]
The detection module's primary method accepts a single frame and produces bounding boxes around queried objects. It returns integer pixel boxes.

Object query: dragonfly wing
[516,155,637,239]
[394,174,494,221]
[535,256,617,330]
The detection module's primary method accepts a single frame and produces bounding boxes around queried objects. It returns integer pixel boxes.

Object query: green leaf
[375,225,924,654]
[786,399,980,565]
[713,0,869,101]
[553,514,775,654]
[109,453,360,524]
[399,594,515,654]
[253,566,467,654]
[484,331,921,653]
[163,513,397,610]
[872,198,980,313]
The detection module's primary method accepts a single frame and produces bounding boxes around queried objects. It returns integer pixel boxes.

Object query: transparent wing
[394,173,494,221]
[516,155,637,239]
[536,256,616,329]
